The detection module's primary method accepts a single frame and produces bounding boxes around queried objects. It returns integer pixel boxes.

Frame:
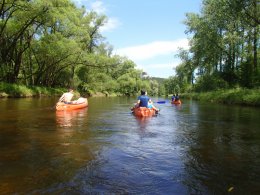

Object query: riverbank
[0,82,116,98]
[180,88,260,107]
[0,82,64,98]
[0,82,63,98]
[1,83,260,107]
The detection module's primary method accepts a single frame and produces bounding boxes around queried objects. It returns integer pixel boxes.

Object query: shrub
[195,75,228,92]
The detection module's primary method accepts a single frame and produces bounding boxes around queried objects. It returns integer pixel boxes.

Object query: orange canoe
[171,100,182,105]
[56,98,88,111]
[131,107,157,117]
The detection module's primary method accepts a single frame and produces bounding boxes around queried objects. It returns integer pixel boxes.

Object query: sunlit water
[0,97,259,194]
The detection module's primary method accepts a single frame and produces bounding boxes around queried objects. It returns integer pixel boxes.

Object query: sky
[73,0,202,78]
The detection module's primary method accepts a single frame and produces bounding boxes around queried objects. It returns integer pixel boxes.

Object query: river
[0,97,259,194]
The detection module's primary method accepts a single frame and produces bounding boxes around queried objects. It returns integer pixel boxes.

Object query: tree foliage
[165,0,259,93]
[0,0,161,96]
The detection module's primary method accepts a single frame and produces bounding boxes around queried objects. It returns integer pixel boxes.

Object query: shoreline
[1,83,260,107]
[180,89,260,107]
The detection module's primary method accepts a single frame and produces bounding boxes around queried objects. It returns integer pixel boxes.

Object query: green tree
[175,0,260,92]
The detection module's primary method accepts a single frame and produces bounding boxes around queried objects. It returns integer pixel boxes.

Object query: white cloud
[100,17,120,32]
[142,62,180,69]
[90,1,120,32]
[90,1,106,14]
[72,0,89,7]
[140,65,176,78]
[72,0,106,13]
[136,61,180,77]
[115,39,189,61]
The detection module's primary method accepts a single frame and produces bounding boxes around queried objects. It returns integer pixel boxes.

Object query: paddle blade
[156,101,166,104]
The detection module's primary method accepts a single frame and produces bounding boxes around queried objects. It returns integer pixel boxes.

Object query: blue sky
[73,0,202,78]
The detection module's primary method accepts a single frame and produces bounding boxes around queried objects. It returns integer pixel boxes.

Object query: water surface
[0,97,259,194]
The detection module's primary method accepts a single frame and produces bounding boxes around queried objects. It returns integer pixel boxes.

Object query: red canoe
[131,107,157,117]
[171,100,182,105]
[56,98,88,111]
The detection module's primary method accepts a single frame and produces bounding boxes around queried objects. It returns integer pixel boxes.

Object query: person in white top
[58,88,74,103]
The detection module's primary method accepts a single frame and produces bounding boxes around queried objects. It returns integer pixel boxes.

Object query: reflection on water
[56,108,88,127]
[134,115,151,129]
[0,97,259,194]
[171,103,182,110]
[133,116,159,139]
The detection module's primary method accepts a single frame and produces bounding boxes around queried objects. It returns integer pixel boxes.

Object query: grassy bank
[181,88,260,107]
[0,82,117,98]
[0,82,64,98]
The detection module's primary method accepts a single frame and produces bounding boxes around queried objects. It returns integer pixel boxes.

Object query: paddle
[156,100,166,104]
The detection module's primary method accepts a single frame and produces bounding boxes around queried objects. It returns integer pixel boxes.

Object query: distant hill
[150,77,166,84]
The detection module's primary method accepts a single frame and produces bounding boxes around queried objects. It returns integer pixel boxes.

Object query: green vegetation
[0,0,161,97]
[181,89,260,106]
[1,0,259,107]
[164,0,259,106]
[0,82,63,97]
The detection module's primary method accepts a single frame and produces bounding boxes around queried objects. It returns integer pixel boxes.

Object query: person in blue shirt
[136,90,159,111]
[171,94,176,102]
[137,89,150,107]
[175,93,180,101]
[147,99,159,111]
[147,99,153,108]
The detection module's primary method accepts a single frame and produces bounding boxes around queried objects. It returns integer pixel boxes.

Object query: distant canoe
[56,98,88,111]
[171,100,181,105]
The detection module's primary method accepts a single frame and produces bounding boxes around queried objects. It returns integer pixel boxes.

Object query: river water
[0,97,259,194]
